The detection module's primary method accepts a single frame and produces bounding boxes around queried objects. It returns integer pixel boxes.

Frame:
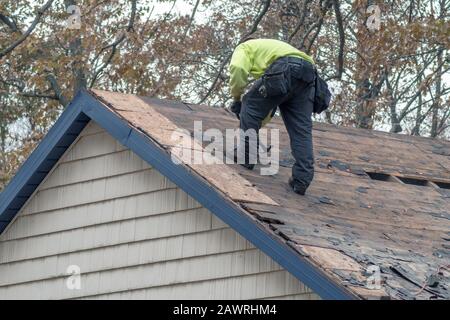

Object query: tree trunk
[65,0,86,96]
[430,47,443,138]
[355,0,376,129]
[389,100,402,133]
[411,89,422,136]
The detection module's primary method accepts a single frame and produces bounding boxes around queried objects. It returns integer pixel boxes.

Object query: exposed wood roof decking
[90,89,450,300]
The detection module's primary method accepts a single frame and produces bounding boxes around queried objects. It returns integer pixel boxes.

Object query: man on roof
[229,38,318,196]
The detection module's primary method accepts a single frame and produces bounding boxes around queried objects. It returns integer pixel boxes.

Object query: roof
[1,89,449,300]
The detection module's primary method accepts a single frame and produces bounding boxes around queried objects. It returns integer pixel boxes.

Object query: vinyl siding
[0,121,318,300]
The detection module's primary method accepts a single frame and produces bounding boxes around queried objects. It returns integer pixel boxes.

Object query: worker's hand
[230,101,242,120]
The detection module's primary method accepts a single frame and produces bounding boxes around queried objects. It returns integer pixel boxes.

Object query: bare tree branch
[182,0,201,39]
[300,0,331,51]
[0,13,19,33]
[143,0,177,43]
[89,0,138,88]
[46,73,69,106]
[0,0,54,60]
[332,0,345,80]
[288,0,311,43]
[19,91,58,100]
[198,0,272,104]
[0,76,60,101]
[242,0,272,39]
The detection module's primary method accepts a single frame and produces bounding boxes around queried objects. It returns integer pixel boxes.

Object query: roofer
[229,38,330,195]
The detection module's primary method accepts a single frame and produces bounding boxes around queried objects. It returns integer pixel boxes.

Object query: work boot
[288,177,307,195]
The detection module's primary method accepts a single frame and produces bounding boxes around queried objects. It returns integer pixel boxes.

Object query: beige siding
[0,121,318,300]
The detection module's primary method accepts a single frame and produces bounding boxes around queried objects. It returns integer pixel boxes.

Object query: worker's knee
[240,101,272,131]
[239,106,259,131]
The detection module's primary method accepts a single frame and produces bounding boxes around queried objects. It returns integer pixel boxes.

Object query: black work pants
[240,56,316,189]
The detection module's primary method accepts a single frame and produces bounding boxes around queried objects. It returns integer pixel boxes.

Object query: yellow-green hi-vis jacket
[229,39,314,126]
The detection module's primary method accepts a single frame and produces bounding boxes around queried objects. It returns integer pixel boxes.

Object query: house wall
[0,121,319,300]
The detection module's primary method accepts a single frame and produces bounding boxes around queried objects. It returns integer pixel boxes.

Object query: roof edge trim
[83,90,356,300]
[0,89,357,300]
[0,90,90,231]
